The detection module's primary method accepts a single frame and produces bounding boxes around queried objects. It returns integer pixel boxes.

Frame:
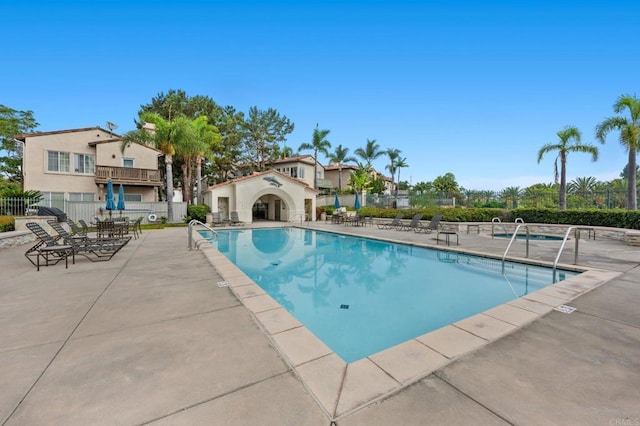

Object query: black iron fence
[367,189,640,210]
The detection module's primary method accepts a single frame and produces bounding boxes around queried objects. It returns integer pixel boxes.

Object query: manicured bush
[185,204,210,223]
[0,216,15,232]
[359,206,640,229]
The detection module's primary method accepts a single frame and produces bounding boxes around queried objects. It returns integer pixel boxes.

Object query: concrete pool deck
[1,222,639,425]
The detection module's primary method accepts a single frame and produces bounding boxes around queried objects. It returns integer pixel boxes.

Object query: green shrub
[359,206,640,229]
[0,216,15,232]
[185,204,210,223]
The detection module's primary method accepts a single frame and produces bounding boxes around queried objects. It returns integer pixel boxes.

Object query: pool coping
[193,227,622,420]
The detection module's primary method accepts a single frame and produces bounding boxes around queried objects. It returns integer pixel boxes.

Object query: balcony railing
[95,166,161,186]
[317,178,334,188]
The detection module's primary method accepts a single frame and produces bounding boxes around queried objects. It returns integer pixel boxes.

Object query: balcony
[95,166,161,187]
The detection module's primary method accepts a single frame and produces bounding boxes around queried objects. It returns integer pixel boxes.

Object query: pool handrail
[289,213,310,225]
[188,219,218,250]
[501,224,530,273]
[491,217,511,239]
[552,226,595,282]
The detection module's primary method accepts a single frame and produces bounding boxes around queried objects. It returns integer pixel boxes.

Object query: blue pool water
[203,228,577,363]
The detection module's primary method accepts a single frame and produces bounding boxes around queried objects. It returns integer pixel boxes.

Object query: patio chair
[414,214,443,234]
[48,220,131,262]
[210,212,227,227]
[129,216,143,239]
[24,222,75,271]
[78,219,91,234]
[66,218,88,238]
[398,213,424,231]
[377,213,403,229]
[229,211,245,226]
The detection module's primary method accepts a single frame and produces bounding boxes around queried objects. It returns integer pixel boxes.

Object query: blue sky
[3,1,638,191]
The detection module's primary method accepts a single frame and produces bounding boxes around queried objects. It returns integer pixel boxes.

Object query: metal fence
[0,198,187,224]
[364,189,639,210]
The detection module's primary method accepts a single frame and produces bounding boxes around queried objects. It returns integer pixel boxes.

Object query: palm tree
[328,144,356,191]
[385,148,401,195]
[596,94,640,210]
[354,139,384,172]
[499,186,523,208]
[189,116,221,205]
[122,113,192,222]
[298,124,331,189]
[537,126,600,210]
[395,157,408,189]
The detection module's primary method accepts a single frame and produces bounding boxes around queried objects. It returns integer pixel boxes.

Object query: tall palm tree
[354,139,384,172]
[537,126,600,210]
[596,94,640,210]
[385,148,401,195]
[298,124,331,189]
[189,116,221,205]
[568,176,598,194]
[395,157,408,189]
[328,144,356,191]
[122,113,192,222]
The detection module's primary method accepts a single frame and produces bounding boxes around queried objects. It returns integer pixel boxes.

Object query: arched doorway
[252,194,287,221]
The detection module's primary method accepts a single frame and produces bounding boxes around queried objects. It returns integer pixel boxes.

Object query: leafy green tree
[596,94,640,210]
[412,181,433,194]
[499,186,522,208]
[180,116,221,205]
[354,139,385,172]
[369,176,386,194]
[0,105,39,185]
[537,126,600,210]
[328,144,356,191]
[122,113,193,222]
[206,106,245,183]
[243,106,294,172]
[298,124,331,189]
[348,164,373,194]
[521,183,558,208]
[432,172,459,194]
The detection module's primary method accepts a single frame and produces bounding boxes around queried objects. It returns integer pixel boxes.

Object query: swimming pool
[204,227,577,363]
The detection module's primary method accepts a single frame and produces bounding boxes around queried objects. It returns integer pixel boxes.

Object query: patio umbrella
[117,184,126,215]
[334,193,341,209]
[105,179,116,218]
[354,191,361,210]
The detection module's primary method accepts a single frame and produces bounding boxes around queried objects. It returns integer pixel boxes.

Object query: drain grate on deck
[217,281,229,288]
[340,304,349,309]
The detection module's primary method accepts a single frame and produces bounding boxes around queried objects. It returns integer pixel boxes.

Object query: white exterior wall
[205,172,317,223]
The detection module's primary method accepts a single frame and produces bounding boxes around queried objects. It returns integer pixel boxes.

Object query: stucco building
[17,127,162,207]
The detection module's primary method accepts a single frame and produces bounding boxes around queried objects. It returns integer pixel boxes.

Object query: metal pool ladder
[551,226,594,282]
[501,224,531,273]
[188,219,218,250]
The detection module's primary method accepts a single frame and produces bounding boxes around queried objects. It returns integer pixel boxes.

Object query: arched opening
[251,193,288,221]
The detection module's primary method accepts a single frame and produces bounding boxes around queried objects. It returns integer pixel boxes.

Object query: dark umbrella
[105,179,116,218]
[117,184,126,215]
[354,191,361,210]
[334,193,341,209]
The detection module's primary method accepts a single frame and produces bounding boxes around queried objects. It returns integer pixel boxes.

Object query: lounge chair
[24,222,75,271]
[78,219,91,234]
[66,218,88,238]
[414,214,443,233]
[48,220,131,262]
[229,211,245,226]
[398,213,424,231]
[210,212,227,227]
[377,213,403,229]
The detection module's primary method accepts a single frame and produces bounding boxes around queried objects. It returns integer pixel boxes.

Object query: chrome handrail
[501,224,530,273]
[289,213,310,225]
[552,226,594,282]
[188,219,217,250]
[491,217,511,239]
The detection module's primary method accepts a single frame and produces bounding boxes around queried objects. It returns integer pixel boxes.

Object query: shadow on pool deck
[1,223,639,425]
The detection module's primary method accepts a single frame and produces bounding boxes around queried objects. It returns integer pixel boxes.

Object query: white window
[74,153,95,174]
[47,151,70,172]
[123,158,135,168]
[290,167,298,178]
[69,192,95,201]
[298,167,305,178]
[124,193,142,202]
[40,192,65,209]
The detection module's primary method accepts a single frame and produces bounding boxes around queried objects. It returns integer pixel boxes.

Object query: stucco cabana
[203,170,318,223]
